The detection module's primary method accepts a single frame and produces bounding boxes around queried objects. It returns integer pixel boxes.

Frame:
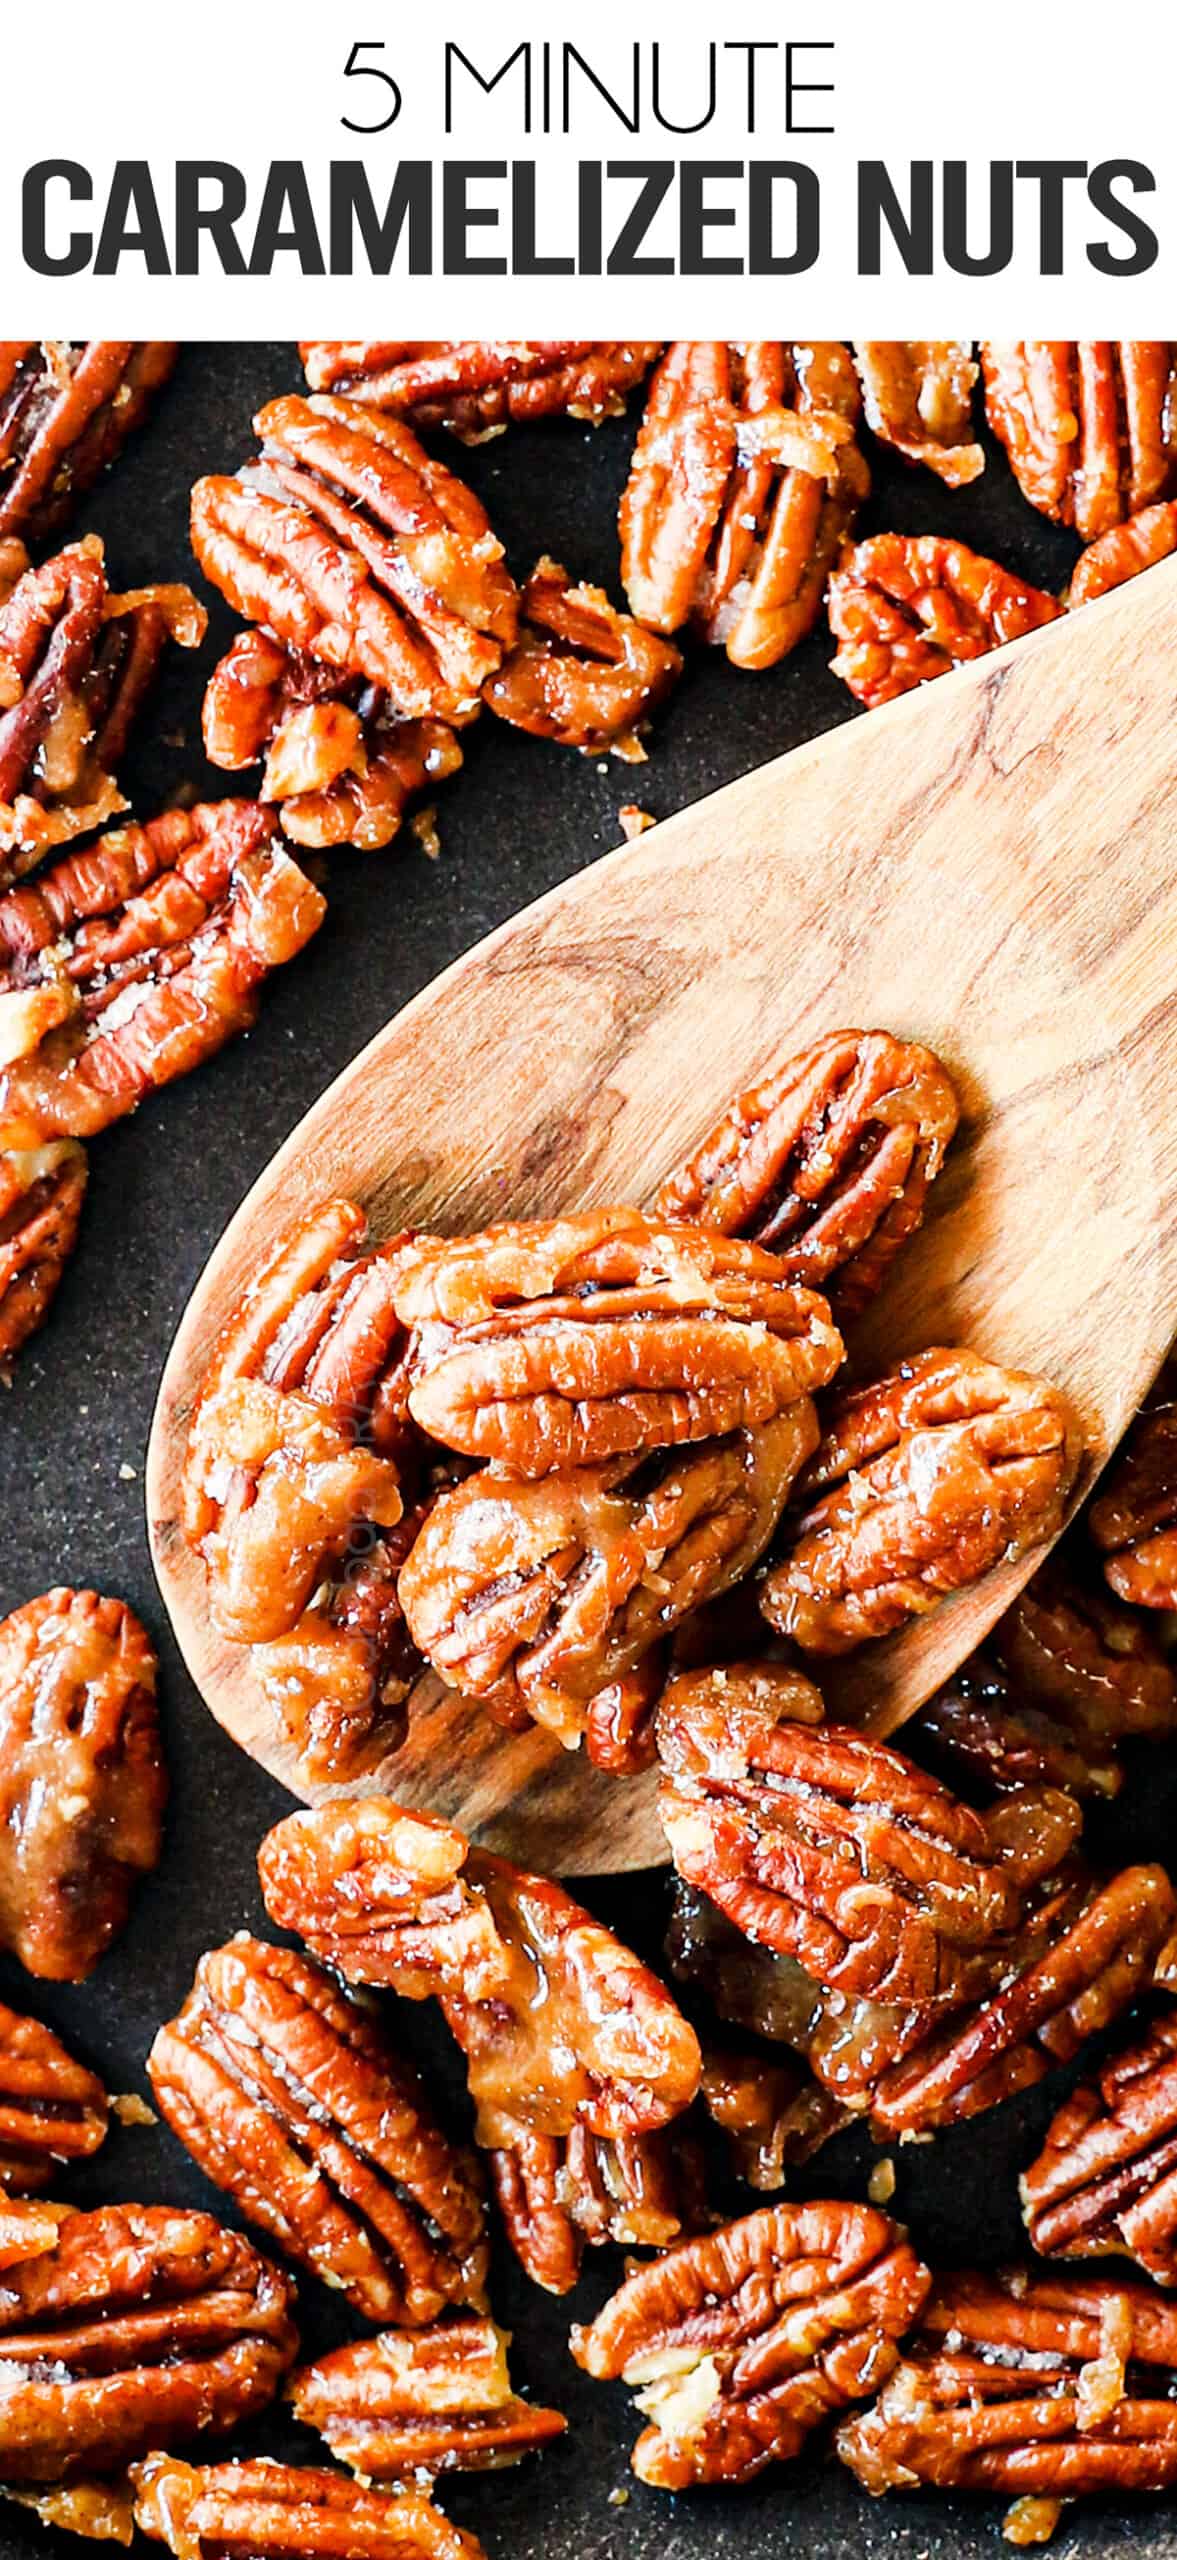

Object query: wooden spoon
[147,561,1177,1872]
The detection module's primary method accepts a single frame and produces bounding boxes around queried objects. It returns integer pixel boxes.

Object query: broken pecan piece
[0,2004,107,2192]
[301,340,660,437]
[133,2457,481,2560]
[1068,498,1177,607]
[0,1588,165,1980]
[852,343,984,484]
[760,1347,1082,1653]
[572,2199,930,2488]
[0,1139,87,1366]
[0,539,205,885]
[982,342,1177,537]
[148,1933,488,2326]
[828,533,1062,709]
[203,629,463,854]
[871,1864,1176,2137]
[1022,2012,1177,2281]
[483,555,681,756]
[0,2202,296,2479]
[837,2266,1177,2509]
[488,2118,706,2295]
[191,395,518,726]
[621,340,868,666]
[0,801,326,1147]
[258,1796,701,2147]
[396,1209,842,1476]
[291,2319,566,2477]
[399,1414,817,1746]
[0,344,177,542]
[654,1028,959,1320]
[1090,1391,1177,1607]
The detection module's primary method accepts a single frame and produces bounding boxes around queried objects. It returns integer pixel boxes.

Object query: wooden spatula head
[147,562,1177,1871]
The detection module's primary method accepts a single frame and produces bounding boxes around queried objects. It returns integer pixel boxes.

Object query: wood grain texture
[147,561,1177,1872]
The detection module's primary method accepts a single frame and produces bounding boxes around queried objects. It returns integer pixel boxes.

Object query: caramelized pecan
[828,533,1062,709]
[699,2044,849,2188]
[871,1865,1176,2137]
[301,341,660,437]
[0,345,177,542]
[133,2457,481,2560]
[396,1209,841,1476]
[0,802,326,1147]
[982,342,1177,537]
[852,343,983,484]
[621,340,868,666]
[0,2202,296,2479]
[1090,1392,1177,1608]
[656,1663,1060,2018]
[584,1646,668,1777]
[761,1347,1081,1653]
[0,2004,107,2192]
[1022,2012,1177,2281]
[572,2199,930,2487]
[488,2118,706,2295]
[191,395,518,726]
[0,1139,87,1366]
[483,555,681,757]
[258,1796,701,2147]
[203,629,463,854]
[837,2266,1177,2508]
[0,539,205,884]
[291,2319,565,2476]
[148,1934,488,2325]
[0,1588,165,1980]
[1068,499,1177,607]
[399,1415,817,1746]
[654,1028,959,1320]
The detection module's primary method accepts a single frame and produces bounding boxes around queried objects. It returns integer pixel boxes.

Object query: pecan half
[483,556,681,757]
[399,1415,817,1747]
[760,1347,1082,1653]
[0,802,326,1147]
[1068,498,1177,608]
[301,341,660,437]
[828,533,1062,709]
[852,343,984,484]
[488,2118,706,2295]
[621,340,868,666]
[396,1210,842,1476]
[0,2202,296,2480]
[148,1934,488,2326]
[871,1865,1176,2137]
[572,2199,930,2487]
[699,2044,849,2189]
[837,2266,1177,2507]
[1022,2012,1177,2281]
[291,2319,565,2476]
[0,345,177,542]
[0,1139,87,1366]
[982,342,1177,537]
[133,2457,482,2560]
[0,1588,165,1980]
[654,1028,959,1321]
[656,1663,1059,2018]
[258,1796,701,2148]
[203,629,463,855]
[191,395,518,726]
[1090,1392,1177,1608]
[0,2004,107,2192]
[0,540,205,885]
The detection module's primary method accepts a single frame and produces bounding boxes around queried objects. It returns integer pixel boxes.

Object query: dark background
[4,347,1172,2560]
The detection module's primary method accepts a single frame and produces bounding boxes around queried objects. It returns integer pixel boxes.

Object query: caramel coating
[301,340,660,438]
[828,533,1062,709]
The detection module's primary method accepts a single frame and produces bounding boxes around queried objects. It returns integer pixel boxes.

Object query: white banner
[1,0,1174,332]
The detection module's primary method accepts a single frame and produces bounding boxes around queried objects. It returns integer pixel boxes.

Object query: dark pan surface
[4,345,1176,2560]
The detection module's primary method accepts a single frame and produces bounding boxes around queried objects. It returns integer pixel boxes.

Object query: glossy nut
[291,2319,566,2476]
